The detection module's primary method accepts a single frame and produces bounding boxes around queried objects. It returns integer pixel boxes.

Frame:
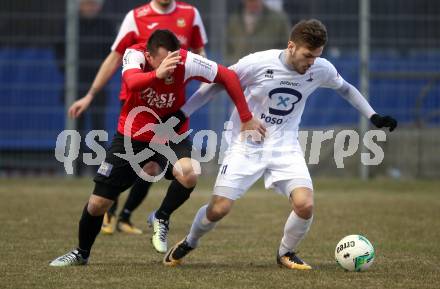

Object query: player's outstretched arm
[163,69,266,138]
[335,80,397,131]
[212,65,266,138]
[177,52,253,122]
[168,51,265,138]
[68,51,122,118]
[212,65,253,123]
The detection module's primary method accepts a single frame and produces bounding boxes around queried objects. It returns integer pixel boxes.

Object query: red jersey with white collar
[111,1,207,56]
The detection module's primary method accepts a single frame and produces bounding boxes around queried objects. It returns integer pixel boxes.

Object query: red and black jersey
[118,44,252,142]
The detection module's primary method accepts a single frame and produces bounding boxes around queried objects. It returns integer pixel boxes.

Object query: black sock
[119,179,152,222]
[78,203,104,258]
[155,180,194,220]
[108,198,118,216]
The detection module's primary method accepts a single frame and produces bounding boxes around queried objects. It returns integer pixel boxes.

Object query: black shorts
[93,132,192,200]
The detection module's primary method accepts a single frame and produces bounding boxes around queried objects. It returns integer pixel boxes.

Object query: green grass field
[1,177,439,289]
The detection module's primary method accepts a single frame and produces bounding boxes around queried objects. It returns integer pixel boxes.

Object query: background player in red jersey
[68,0,209,235]
[49,30,265,266]
[69,0,207,118]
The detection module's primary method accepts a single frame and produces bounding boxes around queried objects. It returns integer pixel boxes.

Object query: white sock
[278,210,313,256]
[186,205,217,248]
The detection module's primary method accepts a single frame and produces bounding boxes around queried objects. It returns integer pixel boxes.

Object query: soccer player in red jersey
[49,30,266,266]
[69,0,208,115]
[68,0,209,235]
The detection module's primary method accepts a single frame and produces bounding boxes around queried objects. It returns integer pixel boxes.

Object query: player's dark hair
[289,19,327,49]
[147,29,180,55]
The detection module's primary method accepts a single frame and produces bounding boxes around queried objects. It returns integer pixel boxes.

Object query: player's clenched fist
[156,51,181,79]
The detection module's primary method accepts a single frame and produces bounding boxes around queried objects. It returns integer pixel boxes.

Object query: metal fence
[0,0,439,178]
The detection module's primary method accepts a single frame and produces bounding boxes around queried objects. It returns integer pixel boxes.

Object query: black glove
[370,114,397,132]
[160,109,187,132]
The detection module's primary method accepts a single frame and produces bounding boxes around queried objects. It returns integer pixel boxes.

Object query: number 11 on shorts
[220,164,228,175]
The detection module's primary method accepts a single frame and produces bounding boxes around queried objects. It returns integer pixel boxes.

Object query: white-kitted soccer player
[163,19,397,269]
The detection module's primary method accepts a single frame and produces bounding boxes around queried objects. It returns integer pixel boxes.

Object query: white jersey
[180,49,375,197]
[228,49,344,150]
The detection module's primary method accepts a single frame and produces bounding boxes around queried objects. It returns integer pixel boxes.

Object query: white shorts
[214,145,313,200]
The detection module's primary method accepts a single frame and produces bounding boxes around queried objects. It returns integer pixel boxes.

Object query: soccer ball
[335,235,375,272]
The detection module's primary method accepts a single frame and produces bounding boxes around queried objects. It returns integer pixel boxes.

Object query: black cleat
[277,251,312,270]
[163,238,194,267]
